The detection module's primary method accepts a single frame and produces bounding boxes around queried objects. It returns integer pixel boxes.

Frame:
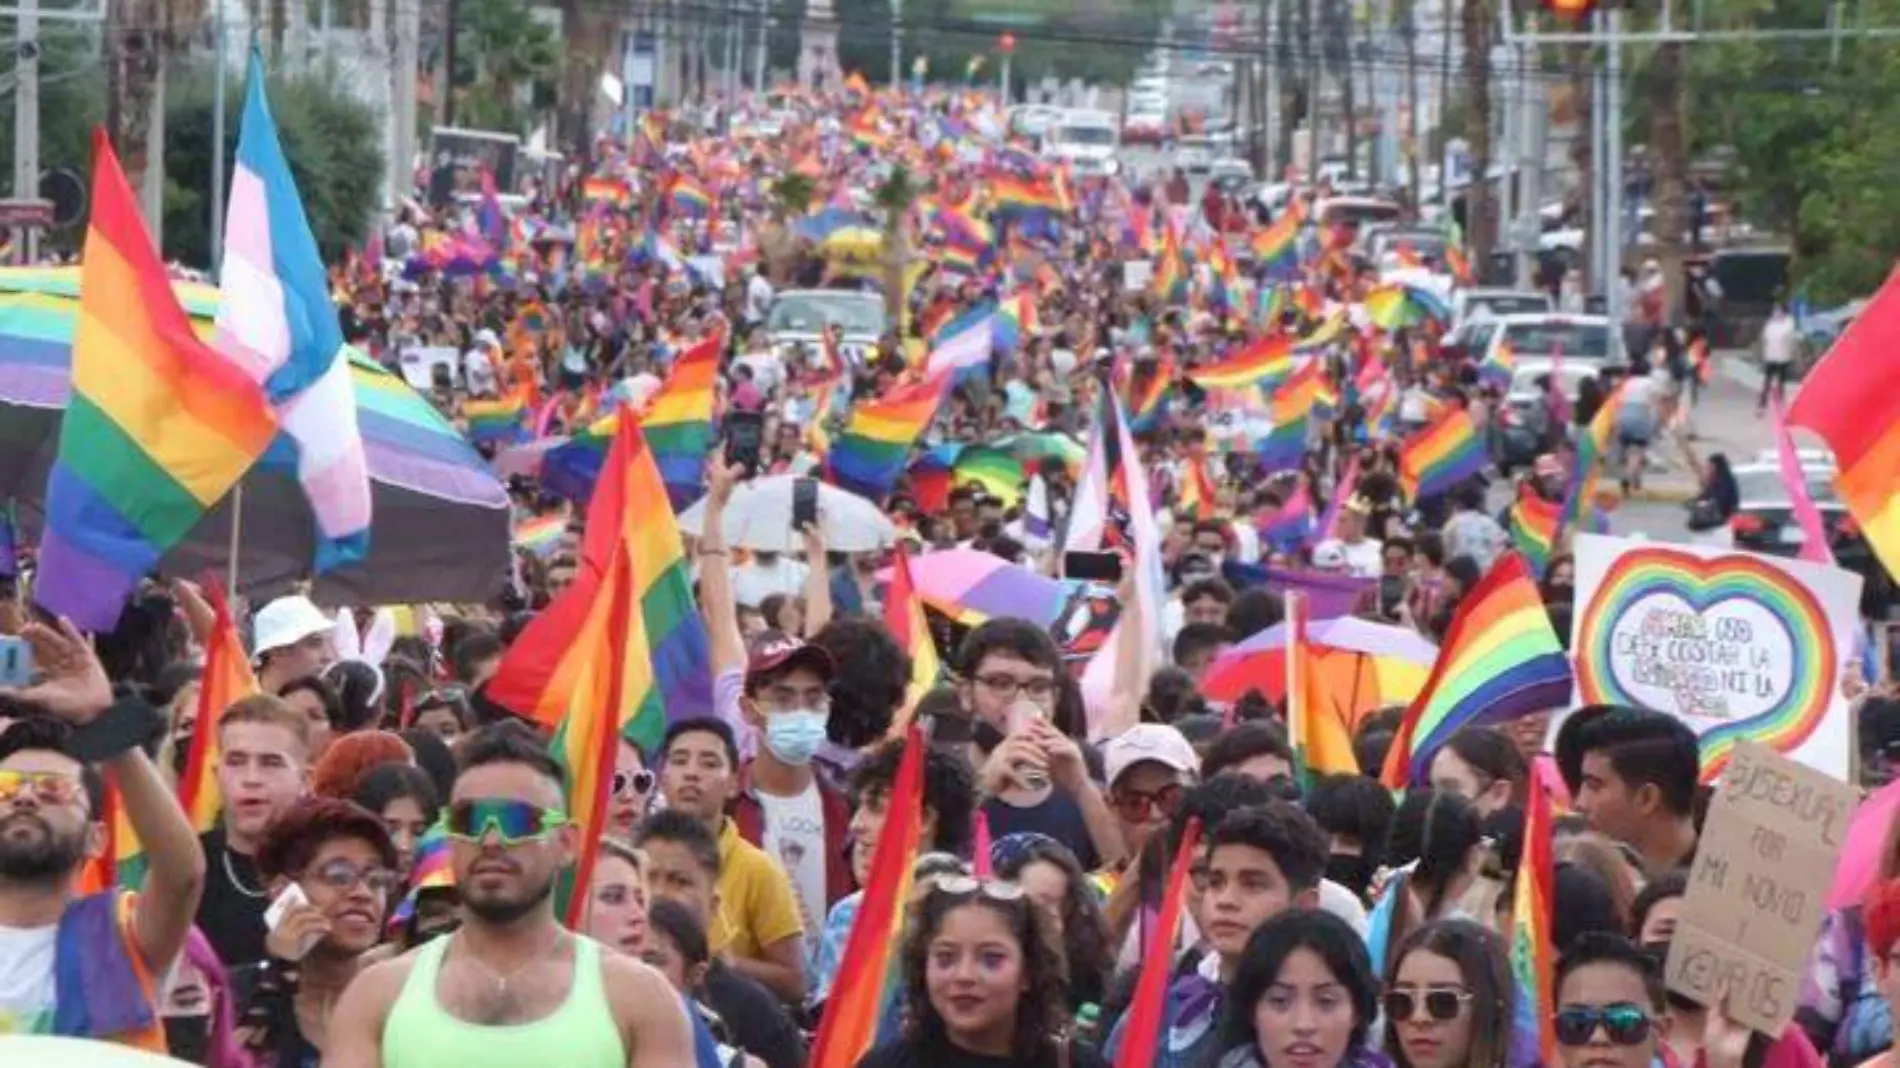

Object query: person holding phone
[237,797,402,1067]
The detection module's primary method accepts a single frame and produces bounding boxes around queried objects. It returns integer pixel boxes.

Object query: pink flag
[1547,343,1572,425]
[1829,777,1900,909]
[1770,394,1835,565]
[1313,456,1361,544]
[971,810,994,877]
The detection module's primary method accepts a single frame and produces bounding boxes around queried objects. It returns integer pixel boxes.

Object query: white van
[1044,110,1121,177]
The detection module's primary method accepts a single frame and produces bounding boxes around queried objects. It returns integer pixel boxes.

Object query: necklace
[222,846,265,899]
[453,927,566,994]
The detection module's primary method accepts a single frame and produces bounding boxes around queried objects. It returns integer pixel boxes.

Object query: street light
[1543,0,1599,18]
[998,31,1014,104]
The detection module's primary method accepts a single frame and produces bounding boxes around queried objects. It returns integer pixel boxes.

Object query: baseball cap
[1312,543,1348,571]
[251,595,334,659]
[744,630,835,691]
[1103,724,1200,788]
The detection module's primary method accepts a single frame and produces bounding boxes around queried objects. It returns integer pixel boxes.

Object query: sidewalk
[1625,350,1772,503]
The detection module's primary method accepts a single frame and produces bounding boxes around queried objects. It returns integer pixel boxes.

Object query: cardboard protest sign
[1663,741,1856,1034]
[1556,534,1861,782]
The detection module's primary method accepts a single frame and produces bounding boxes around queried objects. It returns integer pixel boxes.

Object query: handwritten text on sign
[1607,598,1792,721]
[1664,742,1856,1035]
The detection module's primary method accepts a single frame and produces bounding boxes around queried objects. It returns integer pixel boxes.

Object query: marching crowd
[1,79,1893,1068]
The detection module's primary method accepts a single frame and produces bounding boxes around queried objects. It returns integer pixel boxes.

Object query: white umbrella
[0,1037,194,1066]
[677,475,896,553]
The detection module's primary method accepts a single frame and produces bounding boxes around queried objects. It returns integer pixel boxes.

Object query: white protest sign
[1122,260,1153,293]
[1664,741,1856,1034]
[1557,533,1860,782]
[399,345,461,391]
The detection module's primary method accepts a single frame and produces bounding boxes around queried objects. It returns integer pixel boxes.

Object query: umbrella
[879,548,1077,629]
[677,475,895,553]
[1000,431,1087,474]
[0,267,512,607]
[1201,616,1439,732]
[1828,777,1900,910]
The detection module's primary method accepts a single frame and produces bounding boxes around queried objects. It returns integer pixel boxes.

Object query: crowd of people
[0,79,1894,1068]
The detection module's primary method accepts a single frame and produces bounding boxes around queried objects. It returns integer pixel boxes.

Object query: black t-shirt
[197,827,270,970]
[703,959,806,1068]
[854,1036,1109,1068]
[982,789,1101,872]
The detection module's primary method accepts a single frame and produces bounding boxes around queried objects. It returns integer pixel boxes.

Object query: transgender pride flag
[213,49,371,569]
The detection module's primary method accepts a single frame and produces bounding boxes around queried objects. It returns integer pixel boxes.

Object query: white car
[1045,111,1121,177]
[1480,312,1626,368]
[766,290,887,369]
[1452,287,1553,329]
[1177,136,1215,174]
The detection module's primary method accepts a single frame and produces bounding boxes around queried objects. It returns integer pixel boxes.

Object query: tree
[450,0,559,133]
[160,63,384,267]
[1460,0,1496,262]
[873,162,915,324]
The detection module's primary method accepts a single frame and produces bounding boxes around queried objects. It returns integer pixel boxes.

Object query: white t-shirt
[1314,536,1383,579]
[0,923,57,1035]
[731,556,809,609]
[1762,314,1797,367]
[756,783,827,953]
[746,274,775,322]
[463,347,498,395]
[735,349,788,398]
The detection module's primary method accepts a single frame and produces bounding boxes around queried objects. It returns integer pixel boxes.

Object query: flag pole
[226,483,243,599]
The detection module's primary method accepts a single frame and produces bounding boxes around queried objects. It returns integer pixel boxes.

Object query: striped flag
[883,547,939,730]
[177,587,261,833]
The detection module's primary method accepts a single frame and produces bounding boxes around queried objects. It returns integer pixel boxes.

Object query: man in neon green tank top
[323,723,694,1068]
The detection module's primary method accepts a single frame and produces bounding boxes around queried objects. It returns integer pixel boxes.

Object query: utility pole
[392,0,418,204]
[1604,6,1625,324]
[210,0,226,268]
[1262,0,1278,178]
[13,0,39,264]
[1516,57,1546,290]
[889,0,901,89]
[753,0,766,92]
[442,0,458,125]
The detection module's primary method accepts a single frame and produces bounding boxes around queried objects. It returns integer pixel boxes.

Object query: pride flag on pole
[214,50,372,572]
[1508,760,1559,1068]
[884,546,940,731]
[37,130,278,628]
[177,587,261,833]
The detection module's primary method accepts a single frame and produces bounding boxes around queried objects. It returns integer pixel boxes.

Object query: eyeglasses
[0,770,84,808]
[1553,1003,1655,1047]
[612,769,655,798]
[305,859,404,897]
[1110,783,1186,821]
[444,799,568,844]
[1384,988,1474,1023]
[972,674,1059,703]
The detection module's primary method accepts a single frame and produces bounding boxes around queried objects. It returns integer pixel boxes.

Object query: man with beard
[0,618,206,1044]
[325,721,693,1067]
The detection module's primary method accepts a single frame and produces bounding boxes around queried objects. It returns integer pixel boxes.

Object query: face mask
[165,1017,209,1065]
[763,710,829,766]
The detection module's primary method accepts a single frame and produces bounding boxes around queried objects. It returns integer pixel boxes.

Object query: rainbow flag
[582,177,632,207]
[1285,592,1357,779]
[884,548,940,729]
[1129,348,1175,433]
[36,130,278,628]
[988,174,1066,218]
[1177,460,1218,520]
[669,175,714,218]
[1558,379,1630,539]
[1788,268,1900,579]
[827,372,954,501]
[514,513,567,557]
[464,392,530,445]
[1186,336,1293,391]
[1112,819,1204,1068]
[994,288,1039,355]
[1364,283,1454,331]
[76,771,147,894]
[488,418,712,754]
[1509,760,1559,1068]
[390,820,453,926]
[1251,200,1305,277]
[953,445,1024,506]
[178,587,261,834]
[1508,485,1562,576]
[1154,223,1189,304]
[1398,408,1487,502]
[640,333,721,511]
[1259,483,1314,552]
[1379,553,1573,788]
[1480,338,1517,391]
[808,725,926,1068]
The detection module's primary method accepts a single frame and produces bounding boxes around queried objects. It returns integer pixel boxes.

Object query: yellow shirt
[710,818,805,962]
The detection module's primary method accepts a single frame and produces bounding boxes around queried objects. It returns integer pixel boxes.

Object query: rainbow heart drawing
[1574,546,1837,782]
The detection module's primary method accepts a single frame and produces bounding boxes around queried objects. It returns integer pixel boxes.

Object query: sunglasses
[444,799,567,844]
[612,769,655,798]
[1110,783,1186,821]
[0,769,84,808]
[305,859,404,897]
[1554,1003,1654,1047]
[914,873,1027,904]
[1384,988,1474,1023]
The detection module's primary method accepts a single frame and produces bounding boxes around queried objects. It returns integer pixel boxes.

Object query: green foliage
[161,63,385,268]
[451,0,560,132]
[773,173,815,217]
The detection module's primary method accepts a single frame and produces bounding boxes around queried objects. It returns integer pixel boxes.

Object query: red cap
[745,631,835,687]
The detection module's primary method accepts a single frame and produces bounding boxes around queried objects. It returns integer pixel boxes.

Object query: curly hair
[851,737,977,858]
[900,886,1071,1066]
[310,731,414,800]
[809,617,911,748]
[255,797,398,881]
[993,837,1115,1011]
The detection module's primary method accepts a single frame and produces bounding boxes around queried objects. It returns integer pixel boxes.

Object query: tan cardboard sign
[1664,741,1856,1035]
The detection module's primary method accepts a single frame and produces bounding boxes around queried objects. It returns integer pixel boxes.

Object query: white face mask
[762,709,829,766]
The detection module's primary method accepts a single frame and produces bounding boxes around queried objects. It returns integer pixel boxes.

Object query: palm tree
[873,163,917,326]
[761,174,814,285]
[453,0,559,132]
[1647,40,1689,321]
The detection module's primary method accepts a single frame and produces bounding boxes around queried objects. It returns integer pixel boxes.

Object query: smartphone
[723,410,765,476]
[1007,701,1050,791]
[0,637,32,687]
[1063,551,1123,584]
[791,477,819,531]
[264,882,308,931]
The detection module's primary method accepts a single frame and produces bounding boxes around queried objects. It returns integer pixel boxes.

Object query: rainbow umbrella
[953,445,1025,506]
[1201,616,1438,733]
[0,267,511,605]
[882,548,1076,628]
[1001,431,1087,474]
